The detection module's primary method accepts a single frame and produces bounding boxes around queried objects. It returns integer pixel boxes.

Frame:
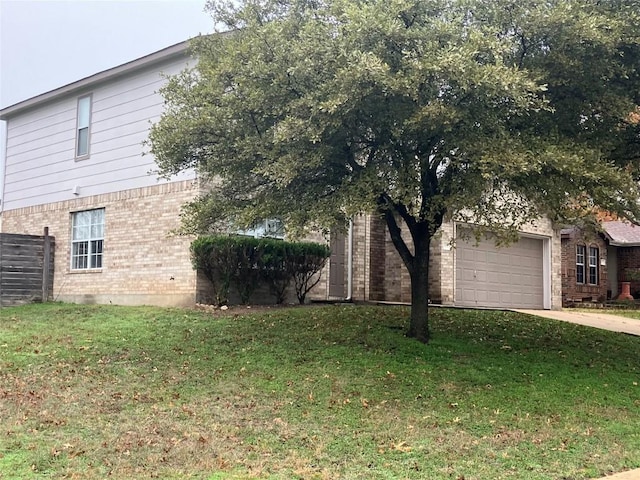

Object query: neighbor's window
[588,246,599,285]
[576,245,586,284]
[71,208,104,270]
[76,95,92,158]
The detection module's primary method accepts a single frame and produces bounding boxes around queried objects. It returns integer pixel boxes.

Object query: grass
[0,303,639,480]
[598,309,640,321]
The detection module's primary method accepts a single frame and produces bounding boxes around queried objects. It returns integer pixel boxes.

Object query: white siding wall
[3,56,194,211]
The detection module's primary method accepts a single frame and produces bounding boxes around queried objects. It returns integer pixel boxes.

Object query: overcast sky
[0,0,214,108]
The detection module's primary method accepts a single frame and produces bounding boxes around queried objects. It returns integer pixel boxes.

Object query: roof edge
[608,241,640,248]
[0,39,192,120]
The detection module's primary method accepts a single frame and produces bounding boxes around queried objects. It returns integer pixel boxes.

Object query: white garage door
[455,231,544,309]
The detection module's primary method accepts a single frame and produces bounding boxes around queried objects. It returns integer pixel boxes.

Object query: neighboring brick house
[560,221,640,305]
[0,41,562,309]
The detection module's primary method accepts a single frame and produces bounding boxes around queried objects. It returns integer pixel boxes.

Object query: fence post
[42,227,51,303]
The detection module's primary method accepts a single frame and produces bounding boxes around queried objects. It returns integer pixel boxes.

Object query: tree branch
[378,196,414,274]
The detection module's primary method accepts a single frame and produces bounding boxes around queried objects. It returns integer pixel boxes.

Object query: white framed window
[576,244,585,284]
[71,208,104,270]
[588,246,599,285]
[76,95,92,158]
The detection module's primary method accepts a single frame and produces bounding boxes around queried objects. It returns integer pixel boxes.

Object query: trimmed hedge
[190,236,331,305]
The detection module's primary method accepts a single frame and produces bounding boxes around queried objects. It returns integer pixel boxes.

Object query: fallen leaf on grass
[392,441,412,453]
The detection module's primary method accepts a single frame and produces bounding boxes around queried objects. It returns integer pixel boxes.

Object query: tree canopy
[149,0,640,342]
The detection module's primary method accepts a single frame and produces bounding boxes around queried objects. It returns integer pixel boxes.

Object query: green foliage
[190,235,330,305]
[151,0,640,232]
[190,236,239,305]
[256,238,331,304]
[287,241,333,304]
[151,0,640,340]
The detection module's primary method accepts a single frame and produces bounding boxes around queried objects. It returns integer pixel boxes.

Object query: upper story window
[588,246,599,285]
[576,244,585,284]
[71,208,104,270]
[76,95,92,158]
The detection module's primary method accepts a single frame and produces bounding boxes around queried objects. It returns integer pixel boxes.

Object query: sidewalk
[514,309,640,337]
[595,471,640,479]
[514,309,640,480]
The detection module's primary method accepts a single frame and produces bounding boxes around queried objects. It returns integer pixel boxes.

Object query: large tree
[150,0,640,343]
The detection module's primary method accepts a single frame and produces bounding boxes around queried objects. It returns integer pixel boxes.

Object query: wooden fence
[0,228,55,307]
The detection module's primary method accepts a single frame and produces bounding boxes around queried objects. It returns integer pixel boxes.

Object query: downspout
[346,219,353,301]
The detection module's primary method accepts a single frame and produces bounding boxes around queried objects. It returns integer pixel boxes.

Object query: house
[561,221,640,305]
[0,40,562,309]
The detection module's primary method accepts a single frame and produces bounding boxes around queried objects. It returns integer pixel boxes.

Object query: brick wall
[430,222,455,304]
[368,217,456,305]
[560,228,608,305]
[1,180,200,306]
[381,217,411,303]
[351,215,370,301]
[368,215,386,301]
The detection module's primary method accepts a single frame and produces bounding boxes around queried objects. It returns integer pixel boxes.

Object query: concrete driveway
[514,309,640,337]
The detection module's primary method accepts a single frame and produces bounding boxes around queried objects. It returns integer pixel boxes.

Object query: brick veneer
[560,228,608,305]
[3,182,562,309]
[368,215,387,301]
[1,180,200,306]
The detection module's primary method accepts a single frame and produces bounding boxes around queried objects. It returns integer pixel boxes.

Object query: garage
[455,230,545,309]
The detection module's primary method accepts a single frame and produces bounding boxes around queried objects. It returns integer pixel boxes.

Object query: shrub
[286,241,331,304]
[190,236,330,305]
[261,239,291,304]
[229,237,264,304]
[190,236,236,305]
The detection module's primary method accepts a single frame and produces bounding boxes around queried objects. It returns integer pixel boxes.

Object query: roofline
[605,240,640,248]
[0,39,192,120]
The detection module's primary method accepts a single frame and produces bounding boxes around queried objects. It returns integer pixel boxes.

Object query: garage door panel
[455,229,544,309]
[458,289,476,303]
[460,267,476,282]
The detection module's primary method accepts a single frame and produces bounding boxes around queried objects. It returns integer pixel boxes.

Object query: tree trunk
[380,203,434,344]
[407,234,431,343]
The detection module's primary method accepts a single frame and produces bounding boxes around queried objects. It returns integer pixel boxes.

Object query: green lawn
[1,303,639,479]
[599,309,640,321]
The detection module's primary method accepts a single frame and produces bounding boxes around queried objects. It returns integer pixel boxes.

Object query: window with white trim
[71,209,104,270]
[76,95,92,158]
[576,244,585,284]
[588,246,599,285]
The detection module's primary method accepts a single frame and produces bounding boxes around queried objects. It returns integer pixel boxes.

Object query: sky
[0,0,214,108]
